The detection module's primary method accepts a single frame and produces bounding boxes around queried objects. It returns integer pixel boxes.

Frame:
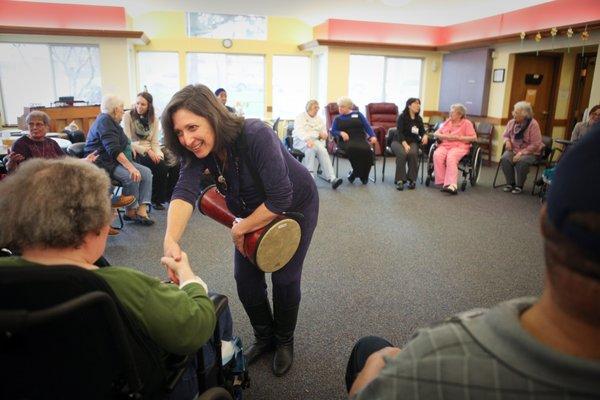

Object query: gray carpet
[104,157,545,400]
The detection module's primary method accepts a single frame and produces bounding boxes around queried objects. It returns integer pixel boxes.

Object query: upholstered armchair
[366,102,398,156]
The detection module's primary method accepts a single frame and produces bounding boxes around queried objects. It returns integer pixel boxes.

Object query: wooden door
[509,54,561,136]
[567,53,596,137]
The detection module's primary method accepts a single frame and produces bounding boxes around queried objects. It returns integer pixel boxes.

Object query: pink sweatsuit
[433,118,476,186]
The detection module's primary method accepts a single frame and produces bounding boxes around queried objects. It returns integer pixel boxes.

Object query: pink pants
[433,145,470,186]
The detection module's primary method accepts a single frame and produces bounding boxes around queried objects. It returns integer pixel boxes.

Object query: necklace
[213,153,227,193]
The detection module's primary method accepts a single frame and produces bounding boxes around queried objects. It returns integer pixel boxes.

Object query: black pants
[345,336,393,393]
[135,154,176,204]
[339,138,373,180]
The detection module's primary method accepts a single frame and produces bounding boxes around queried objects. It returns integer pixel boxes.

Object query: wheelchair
[0,263,249,400]
[424,141,483,191]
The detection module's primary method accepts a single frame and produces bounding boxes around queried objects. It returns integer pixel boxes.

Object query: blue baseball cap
[546,122,600,261]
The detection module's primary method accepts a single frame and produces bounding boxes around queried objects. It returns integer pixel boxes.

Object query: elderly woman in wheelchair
[0,158,246,399]
[426,104,479,194]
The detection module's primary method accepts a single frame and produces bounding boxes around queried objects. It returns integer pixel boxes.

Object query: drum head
[255,218,301,273]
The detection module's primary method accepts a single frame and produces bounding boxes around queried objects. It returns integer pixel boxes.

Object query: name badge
[411,126,419,134]
[351,114,359,118]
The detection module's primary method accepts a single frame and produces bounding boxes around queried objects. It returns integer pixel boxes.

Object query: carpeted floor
[104,157,545,400]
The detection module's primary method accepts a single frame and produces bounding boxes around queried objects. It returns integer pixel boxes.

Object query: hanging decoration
[581,25,589,56]
[550,27,557,50]
[566,27,574,53]
[520,31,526,49]
[535,32,542,55]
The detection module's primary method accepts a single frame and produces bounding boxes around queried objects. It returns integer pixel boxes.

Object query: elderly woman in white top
[122,92,175,210]
[292,100,343,189]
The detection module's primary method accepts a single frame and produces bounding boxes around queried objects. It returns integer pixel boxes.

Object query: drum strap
[235,129,266,197]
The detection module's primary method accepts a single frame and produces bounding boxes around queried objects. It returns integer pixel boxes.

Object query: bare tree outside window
[51,45,102,103]
[187,12,267,40]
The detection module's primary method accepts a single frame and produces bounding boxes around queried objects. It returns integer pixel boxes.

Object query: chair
[283,120,305,162]
[424,140,483,192]
[381,128,426,183]
[475,122,494,166]
[0,264,246,400]
[427,115,445,132]
[365,103,398,156]
[492,136,554,195]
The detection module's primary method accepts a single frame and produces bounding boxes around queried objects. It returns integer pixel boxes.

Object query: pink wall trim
[0,1,126,30]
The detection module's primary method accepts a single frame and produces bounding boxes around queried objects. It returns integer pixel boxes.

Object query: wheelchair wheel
[426,143,437,186]
[469,146,483,186]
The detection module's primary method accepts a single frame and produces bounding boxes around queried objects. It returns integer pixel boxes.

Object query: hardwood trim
[423,111,566,127]
[0,25,149,44]
[300,22,600,53]
[299,39,435,52]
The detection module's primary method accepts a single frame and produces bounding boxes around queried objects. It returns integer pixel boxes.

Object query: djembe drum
[198,185,301,273]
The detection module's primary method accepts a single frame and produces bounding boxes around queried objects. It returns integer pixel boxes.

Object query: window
[272,56,310,119]
[187,53,265,118]
[187,12,267,40]
[0,43,101,125]
[348,55,422,112]
[137,52,180,116]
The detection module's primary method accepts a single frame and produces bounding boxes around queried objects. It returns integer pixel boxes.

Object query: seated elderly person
[85,94,154,225]
[331,97,378,185]
[0,157,216,398]
[571,104,600,142]
[5,110,97,171]
[432,103,476,194]
[293,100,343,189]
[500,101,544,194]
[346,125,600,399]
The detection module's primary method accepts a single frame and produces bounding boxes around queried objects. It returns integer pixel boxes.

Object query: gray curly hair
[0,158,112,251]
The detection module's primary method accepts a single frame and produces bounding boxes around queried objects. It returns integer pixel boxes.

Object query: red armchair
[366,102,398,156]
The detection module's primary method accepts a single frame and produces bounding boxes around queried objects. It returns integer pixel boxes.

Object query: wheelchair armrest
[210,293,229,318]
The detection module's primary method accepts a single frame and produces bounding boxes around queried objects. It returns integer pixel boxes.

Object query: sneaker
[112,194,135,208]
[360,177,368,185]
[331,177,343,190]
[407,181,416,190]
[347,171,356,183]
[396,181,404,191]
[502,185,514,193]
[511,186,523,194]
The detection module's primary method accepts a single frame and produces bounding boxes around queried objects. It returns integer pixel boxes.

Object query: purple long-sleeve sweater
[172,119,318,218]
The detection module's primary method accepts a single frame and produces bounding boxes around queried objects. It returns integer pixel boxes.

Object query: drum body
[198,185,301,272]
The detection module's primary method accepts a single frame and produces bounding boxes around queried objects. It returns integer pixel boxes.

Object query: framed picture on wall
[493,68,505,83]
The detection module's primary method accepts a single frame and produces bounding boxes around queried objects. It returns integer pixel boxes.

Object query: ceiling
[17,0,556,26]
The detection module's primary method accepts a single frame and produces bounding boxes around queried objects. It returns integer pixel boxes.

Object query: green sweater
[0,257,216,356]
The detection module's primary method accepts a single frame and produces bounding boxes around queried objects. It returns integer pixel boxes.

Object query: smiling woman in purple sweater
[161,84,319,377]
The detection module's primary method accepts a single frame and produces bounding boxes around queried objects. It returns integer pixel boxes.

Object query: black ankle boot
[272,304,299,377]
[243,301,275,365]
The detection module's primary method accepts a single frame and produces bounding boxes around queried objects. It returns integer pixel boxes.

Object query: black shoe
[243,301,275,365]
[360,177,368,185]
[408,181,416,190]
[347,171,356,183]
[272,304,299,377]
[152,202,165,210]
[331,177,343,190]
[396,180,404,191]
